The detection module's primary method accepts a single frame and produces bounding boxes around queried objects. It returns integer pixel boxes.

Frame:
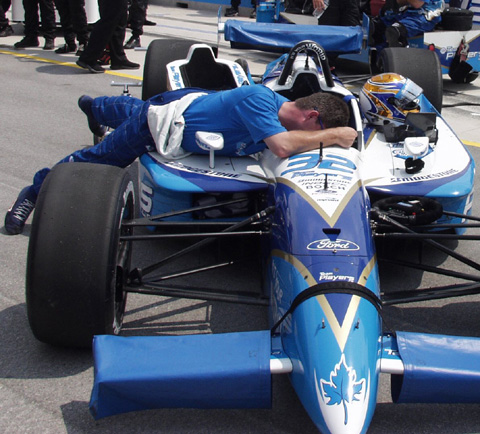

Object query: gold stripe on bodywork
[358,254,377,288]
[272,251,378,352]
[316,255,378,351]
[317,295,360,352]
[278,178,363,227]
[363,129,377,150]
[271,249,317,286]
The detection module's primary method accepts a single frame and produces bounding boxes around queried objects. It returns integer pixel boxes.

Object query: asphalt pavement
[2,2,480,433]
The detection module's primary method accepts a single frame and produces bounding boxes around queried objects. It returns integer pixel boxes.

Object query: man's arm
[264,127,358,158]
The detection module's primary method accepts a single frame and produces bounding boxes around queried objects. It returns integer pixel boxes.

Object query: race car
[219,2,480,85]
[25,40,480,434]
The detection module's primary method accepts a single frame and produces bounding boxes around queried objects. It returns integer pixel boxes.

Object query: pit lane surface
[2,3,480,433]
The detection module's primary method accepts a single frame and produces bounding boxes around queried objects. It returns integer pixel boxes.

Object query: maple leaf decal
[320,354,364,425]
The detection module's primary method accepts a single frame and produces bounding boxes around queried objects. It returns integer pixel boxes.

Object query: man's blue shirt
[181,85,289,156]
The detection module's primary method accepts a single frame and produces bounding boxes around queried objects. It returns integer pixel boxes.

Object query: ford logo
[307,239,360,251]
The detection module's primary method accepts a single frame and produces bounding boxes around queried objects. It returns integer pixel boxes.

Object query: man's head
[294,92,350,129]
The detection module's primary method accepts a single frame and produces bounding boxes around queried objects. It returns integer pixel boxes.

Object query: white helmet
[360,73,423,127]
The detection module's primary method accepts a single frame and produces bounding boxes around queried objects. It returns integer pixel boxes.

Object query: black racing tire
[378,47,443,113]
[142,38,194,100]
[26,163,135,348]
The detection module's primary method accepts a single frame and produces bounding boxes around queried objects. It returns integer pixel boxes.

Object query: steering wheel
[371,196,444,226]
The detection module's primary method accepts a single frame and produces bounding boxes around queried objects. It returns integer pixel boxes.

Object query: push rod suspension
[129,206,274,282]
[123,197,253,227]
[375,212,480,272]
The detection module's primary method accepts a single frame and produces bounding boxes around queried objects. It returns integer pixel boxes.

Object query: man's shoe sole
[0,26,14,37]
[110,63,140,70]
[56,44,77,53]
[76,60,105,73]
[14,41,39,49]
[124,40,141,49]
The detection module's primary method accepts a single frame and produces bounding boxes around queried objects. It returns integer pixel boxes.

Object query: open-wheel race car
[219,2,480,85]
[25,40,480,433]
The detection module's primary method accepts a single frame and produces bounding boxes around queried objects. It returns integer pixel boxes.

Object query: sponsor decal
[390,168,457,183]
[164,160,241,179]
[307,239,360,251]
[289,41,328,61]
[232,63,247,85]
[281,153,356,177]
[279,154,357,204]
[437,43,480,60]
[316,354,368,429]
[320,355,365,422]
[390,143,432,160]
[444,49,480,60]
[140,182,153,216]
[168,65,183,89]
[319,272,355,283]
[292,172,353,194]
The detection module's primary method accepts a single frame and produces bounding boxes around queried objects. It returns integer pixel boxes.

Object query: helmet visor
[394,78,423,110]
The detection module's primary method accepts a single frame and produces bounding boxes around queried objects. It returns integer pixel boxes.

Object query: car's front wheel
[26,163,135,348]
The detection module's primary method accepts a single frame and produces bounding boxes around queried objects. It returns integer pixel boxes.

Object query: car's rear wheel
[378,47,443,113]
[142,38,194,100]
[26,163,135,348]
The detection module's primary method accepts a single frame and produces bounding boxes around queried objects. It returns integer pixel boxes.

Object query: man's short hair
[295,92,350,129]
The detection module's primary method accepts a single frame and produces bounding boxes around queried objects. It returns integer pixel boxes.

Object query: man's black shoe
[124,36,141,49]
[78,95,107,137]
[144,19,156,26]
[110,60,140,70]
[14,37,39,49]
[43,39,55,50]
[76,43,85,56]
[225,7,239,16]
[0,25,14,37]
[76,59,105,73]
[55,43,77,53]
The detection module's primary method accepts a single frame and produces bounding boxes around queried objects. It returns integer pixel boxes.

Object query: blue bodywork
[89,42,480,433]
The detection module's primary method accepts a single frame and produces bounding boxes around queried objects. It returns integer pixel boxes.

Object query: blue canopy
[223,20,364,53]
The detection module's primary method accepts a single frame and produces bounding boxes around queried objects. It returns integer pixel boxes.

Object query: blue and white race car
[219,2,480,87]
[25,40,480,434]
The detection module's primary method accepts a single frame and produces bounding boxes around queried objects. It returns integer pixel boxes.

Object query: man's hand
[312,0,327,11]
[264,127,358,158]
[330,127,358,148]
